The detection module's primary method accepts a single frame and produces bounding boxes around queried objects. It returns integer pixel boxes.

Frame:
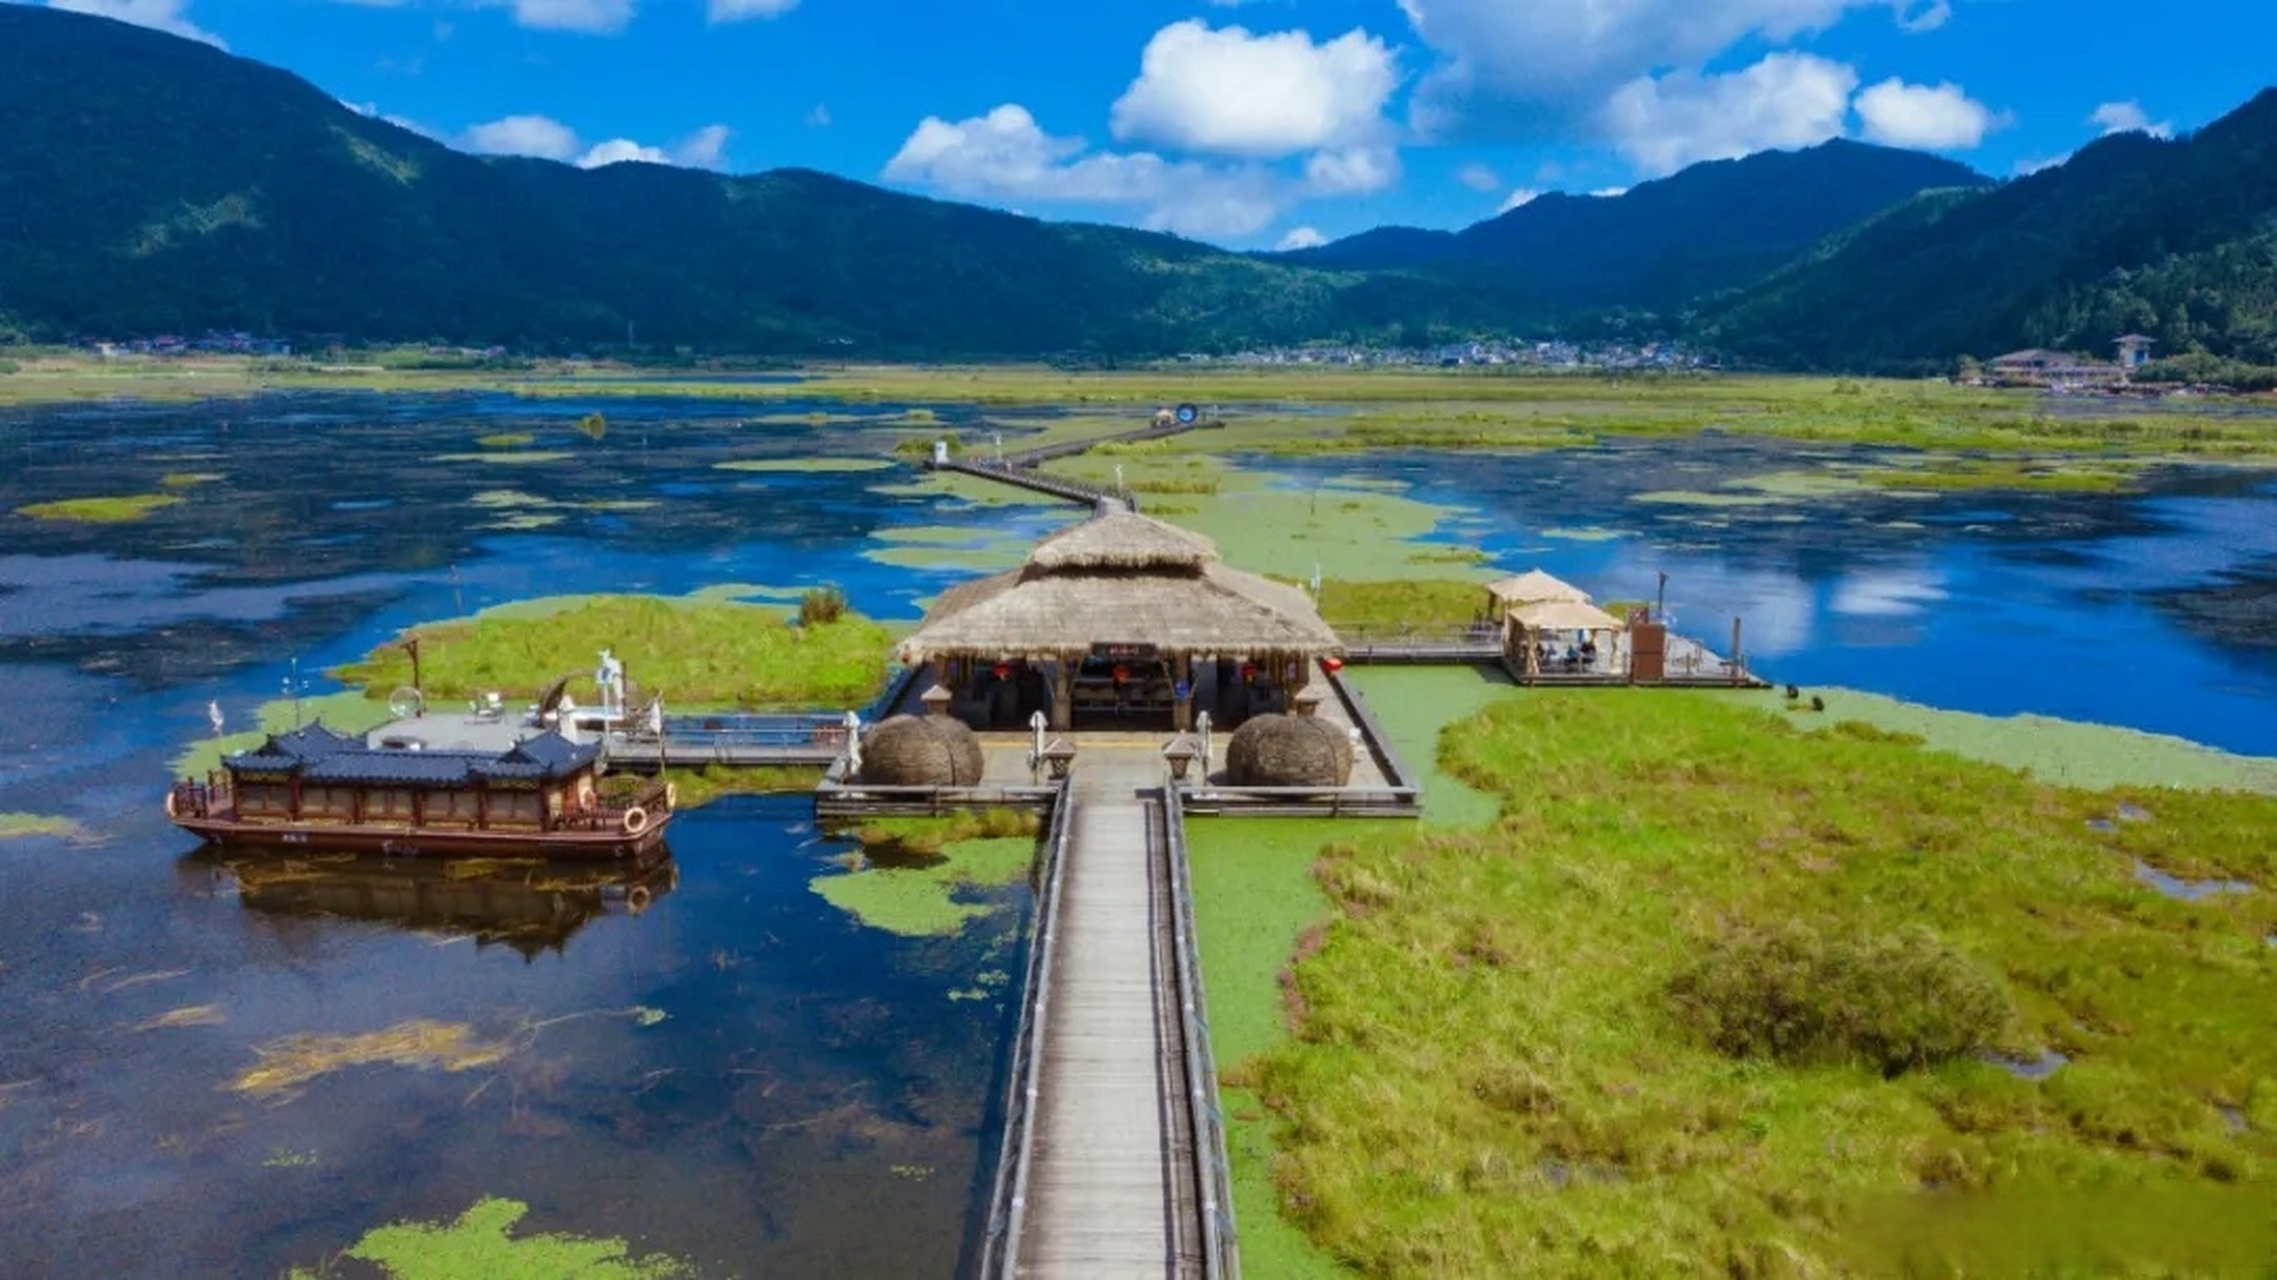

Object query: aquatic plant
[231,1019,513,1099]
[0,812,87,841]
[15,492,180,522]
[290,1197,692,1280]
[808,830,1036,937]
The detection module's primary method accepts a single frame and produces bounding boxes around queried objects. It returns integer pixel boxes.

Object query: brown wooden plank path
[1017,748,1203,1278]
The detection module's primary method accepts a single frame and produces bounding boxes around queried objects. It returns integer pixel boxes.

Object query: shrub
[1668,920,2011,1075]
[798,585,848,627]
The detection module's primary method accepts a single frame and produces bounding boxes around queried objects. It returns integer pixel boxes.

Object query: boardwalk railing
[1162,781,1240,1279]
[977,777,1078,1279]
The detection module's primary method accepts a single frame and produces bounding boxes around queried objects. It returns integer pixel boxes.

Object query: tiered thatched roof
[905,507,1341,658]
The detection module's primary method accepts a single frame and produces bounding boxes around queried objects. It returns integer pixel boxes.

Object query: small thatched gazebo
[901,505,1343,730]
[1507,597,1631,678]
[1484,569,1590,617]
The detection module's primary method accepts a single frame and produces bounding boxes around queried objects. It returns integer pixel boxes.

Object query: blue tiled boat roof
[224,727,599,787]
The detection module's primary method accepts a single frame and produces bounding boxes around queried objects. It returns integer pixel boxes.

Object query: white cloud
[1303,146,1400,195]
[460,114,731,170]
[2090,100,2172,139]
[707,0,795,20]
[1590,186,1628,197]
[1276,226,1329,251]
[1455,162,1501,192]
[481,0,634,33]
[2012,152,2068,176]
[1855,78,2003,149]
[1498,186,1542,213]
[47,0,223,46]
[882,102,1287,241]
[804,104,833,128]
[463,113,581,161]
[1110,20,1400,157]
[1599,52,1856,176]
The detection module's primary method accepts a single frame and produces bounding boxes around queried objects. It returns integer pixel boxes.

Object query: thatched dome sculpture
[860,715,985,786]
[1225,714,1354,788]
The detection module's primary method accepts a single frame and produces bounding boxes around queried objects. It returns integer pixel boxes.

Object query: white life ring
[626,884,652,914]
[622,806,650,836]
[664,782,679,810]
[164,789,178,819]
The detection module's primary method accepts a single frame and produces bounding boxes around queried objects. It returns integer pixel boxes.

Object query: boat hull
[171,815,670,860]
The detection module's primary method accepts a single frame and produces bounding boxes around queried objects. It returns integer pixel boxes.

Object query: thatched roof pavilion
[903,505,1342,729]
[1485,569,1590,613]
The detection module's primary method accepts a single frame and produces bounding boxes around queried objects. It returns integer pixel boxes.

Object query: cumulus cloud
[1855,78,2003,149]
[1599,52,1856,176]
[47,0,223,47]
[1275,226,1329,251]
[2090,100,2172,138]
[708,0,796,20]
[1455,162,1501,192]
[1397,0,1952,140]
[1498,187,1542,213]
[1303,146,1400,195]
[882,102,1287,240]
[460,114,732,170]
[1110,20,1400,157]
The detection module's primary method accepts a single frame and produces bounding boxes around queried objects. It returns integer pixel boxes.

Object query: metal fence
[976,776,1077,1278]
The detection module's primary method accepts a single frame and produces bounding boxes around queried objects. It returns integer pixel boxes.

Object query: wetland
[2,374,2274,1276]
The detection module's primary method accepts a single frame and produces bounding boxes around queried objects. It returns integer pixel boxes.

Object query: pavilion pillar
[1050,658,1075,732]
[1173,652,1193,732]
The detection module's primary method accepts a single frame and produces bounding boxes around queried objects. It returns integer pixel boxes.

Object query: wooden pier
[981,749,1235,1278]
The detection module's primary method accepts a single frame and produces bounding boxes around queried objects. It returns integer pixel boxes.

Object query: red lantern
[993,662,1013,680]
[1323,657,1344,672]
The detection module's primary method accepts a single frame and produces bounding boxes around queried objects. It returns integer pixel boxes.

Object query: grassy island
[1207,686,2276,1277]
[16,492,181,522]
[329,593,895,711]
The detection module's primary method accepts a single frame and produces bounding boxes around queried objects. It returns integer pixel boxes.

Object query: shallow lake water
[2,392,2274,1276]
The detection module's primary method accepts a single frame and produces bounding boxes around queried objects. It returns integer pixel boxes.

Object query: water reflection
[181,847,679,960]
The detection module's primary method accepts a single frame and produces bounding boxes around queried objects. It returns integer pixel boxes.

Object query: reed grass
[1239,689,2276,1277]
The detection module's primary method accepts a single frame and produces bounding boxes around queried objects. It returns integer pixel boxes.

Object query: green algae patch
[16,493,181,522]
[1861,457,2139,493]
[1631,488,1790,508]
[175,691,394,778]
[1340,666,1511,828]
[810,834,1036,937]
[1541,525,1624,541]
[1310,578,1492,634]
[0,813,87,842]
[680,582,806,607]
[1762,687,2277,794]
[331,594,894,709]
[294,1196,693,1280]
[430,451,576,465]
[863,540,1035,572]
[475,432,536,449]
[1246,689,2277,1279]
[483,512,564,531]
[158,471,223,488]
[715,457,894,473]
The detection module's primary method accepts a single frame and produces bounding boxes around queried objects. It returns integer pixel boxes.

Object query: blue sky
[28,0,2277,249]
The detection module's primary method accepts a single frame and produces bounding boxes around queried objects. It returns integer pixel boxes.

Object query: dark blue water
[0,392,1057,1278]
[1256,440,2277,756]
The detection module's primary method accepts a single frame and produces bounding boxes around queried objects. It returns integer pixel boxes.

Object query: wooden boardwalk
[1016,750,1206,1278]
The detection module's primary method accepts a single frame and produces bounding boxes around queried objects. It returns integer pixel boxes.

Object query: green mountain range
[1,4,2271,369]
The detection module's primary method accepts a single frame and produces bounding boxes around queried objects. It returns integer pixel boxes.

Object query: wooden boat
[168,722,673,859]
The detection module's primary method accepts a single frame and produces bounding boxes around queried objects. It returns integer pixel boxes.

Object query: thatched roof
[1509,599,1629,632]
[1486,569,1590,606]
[1029,507,1216,571]
[906,508,1340,658]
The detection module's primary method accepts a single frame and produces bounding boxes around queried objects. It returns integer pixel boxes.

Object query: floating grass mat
[232,1019,512,1100]
[714,457,894,473]
[429,451,575,465]
[15,493,181,523]
[662,764,824,807]
[1310,578,1492,633]
[1762,687,2277,795]
[1861,456,2141,492]
[158,471,223,488]
[810,815,1038,938]
[0,812,88,842]
[288,1196,694,1280]
[475,432,535,449]
[330,593,895,709]
[1245,689,2277,1277]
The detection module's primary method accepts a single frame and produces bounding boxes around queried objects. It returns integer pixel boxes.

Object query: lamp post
[1655,571,1668,623]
